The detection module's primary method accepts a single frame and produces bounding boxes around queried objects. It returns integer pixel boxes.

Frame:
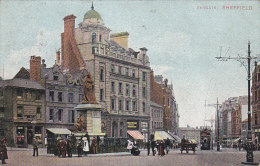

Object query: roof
[84,4,102,20]
[14,67,30,79]
[110,32,129,38]
[0,78,45,90]
[47,128,72,135]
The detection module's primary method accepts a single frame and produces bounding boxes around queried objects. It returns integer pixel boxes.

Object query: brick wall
[30,56,41,82]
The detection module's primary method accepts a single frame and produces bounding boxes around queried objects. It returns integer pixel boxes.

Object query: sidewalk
[7,147,132,157]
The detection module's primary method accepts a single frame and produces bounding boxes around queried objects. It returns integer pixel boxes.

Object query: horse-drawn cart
[180,143,197,154]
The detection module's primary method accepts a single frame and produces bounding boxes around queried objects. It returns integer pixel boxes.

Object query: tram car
[200,128,211,150]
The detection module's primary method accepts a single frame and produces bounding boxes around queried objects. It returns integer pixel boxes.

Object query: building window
[142,87,146,98]
[92,33,96,43]
[132,69,135,77]
[53,75,59,81]
[99,34,102,42]
[111,82,115,93]
[125,67,129,76]
[119,99,123,111]
[100,68,104,81]
[133,85,136,97]
[119,122,124,137]
[119,83,122,94]
[49,91,54,101]
[70,110,75,123]
[49,109,53,121]
[126,84,130,96]
[255,113,258,125]
[100,89,104,101]
[58,92,63,102]
[132,100,137,111]
[35,91,41,100]
[111,64,115,73]
[111,98,116,110]
[143,102,146,113]
[17,106,23,117]
[17,89,23,98]
[126,100,130,111]
[68,93,73,103]
[142,72,146,81]
[58,109,63,121]
[0,88,3,97]
[118,66,122,75]
[36,107,41,118]
[79,94,83,103]
[112,121,118,137]
[255,90,258,102]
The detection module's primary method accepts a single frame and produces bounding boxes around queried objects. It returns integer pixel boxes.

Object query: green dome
[84,6,102,20]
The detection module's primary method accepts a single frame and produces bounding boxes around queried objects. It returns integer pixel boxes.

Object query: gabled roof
[13,67,30,79]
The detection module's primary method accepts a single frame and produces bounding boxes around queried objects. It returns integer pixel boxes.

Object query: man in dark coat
[67,139,72,157]
[32,137,39,157]
[165,138,171,154]
[77,141,83,157]
[146,140,151,156]
[0,137,8,164]
[151,140,156,156]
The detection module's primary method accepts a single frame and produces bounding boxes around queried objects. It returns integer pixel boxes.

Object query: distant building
[177,126,201,144]
[252,62,260,142]
[0,78,45,148]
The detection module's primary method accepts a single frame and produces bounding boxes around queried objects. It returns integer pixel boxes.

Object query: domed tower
[75,3,111,62]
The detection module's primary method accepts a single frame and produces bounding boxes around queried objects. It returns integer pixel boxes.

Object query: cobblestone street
[2,148,260,166]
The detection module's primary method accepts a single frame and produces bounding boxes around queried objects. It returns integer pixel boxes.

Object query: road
[2,148,260,166]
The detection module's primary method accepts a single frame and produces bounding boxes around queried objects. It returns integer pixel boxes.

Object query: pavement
[2,148,260,166]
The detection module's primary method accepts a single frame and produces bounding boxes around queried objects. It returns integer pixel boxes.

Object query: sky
[0,1,259,128]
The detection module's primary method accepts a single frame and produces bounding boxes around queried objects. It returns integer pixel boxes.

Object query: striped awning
[127,130,144,140]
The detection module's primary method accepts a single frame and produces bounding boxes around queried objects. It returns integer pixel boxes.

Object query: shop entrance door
[27,126,33,145]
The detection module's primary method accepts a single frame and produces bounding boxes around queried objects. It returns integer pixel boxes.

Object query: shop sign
[127,120,139,129]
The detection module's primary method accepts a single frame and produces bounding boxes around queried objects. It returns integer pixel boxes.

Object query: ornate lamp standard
[216,42,259,165]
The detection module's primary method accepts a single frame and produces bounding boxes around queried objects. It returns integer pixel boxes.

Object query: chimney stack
[30,56,41,82]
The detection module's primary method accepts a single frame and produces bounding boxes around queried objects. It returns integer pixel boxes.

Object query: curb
[40,152,131,158]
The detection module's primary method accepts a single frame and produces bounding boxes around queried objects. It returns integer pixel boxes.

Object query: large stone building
[252,62,260,142]
[0,78,45,147]
[61,5,151,139]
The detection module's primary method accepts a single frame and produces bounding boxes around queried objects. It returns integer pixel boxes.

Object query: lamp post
[216,42,259,165]
[205,98,221,151]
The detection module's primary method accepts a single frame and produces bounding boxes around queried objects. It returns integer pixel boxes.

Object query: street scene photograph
[0,0,259,165]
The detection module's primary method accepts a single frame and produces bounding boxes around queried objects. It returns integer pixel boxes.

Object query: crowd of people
[127,138,172,157]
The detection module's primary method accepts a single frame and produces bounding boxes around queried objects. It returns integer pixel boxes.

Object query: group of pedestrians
[147,138,171,156]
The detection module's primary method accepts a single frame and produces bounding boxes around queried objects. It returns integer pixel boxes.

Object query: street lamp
[216,42,259,165]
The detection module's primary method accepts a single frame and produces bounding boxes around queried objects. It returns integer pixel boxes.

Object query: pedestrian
[127,140,133,153]
[56,138,61,157]
[146,140,151,156]
[83,137,89,156]
[77,140,83,157]
[91,137,97,154]
[67,139,72,157]
[165,138,171,154]
[151,140,156,156]
[0,137,8,164]
[32,137,39,157]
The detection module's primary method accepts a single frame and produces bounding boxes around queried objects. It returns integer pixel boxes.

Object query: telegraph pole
[205,98,221,151]
[216,42,259,165]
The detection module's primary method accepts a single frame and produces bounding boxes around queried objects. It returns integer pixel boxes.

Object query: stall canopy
[154,131,174,141]
[127,130,144,140]
[47,128,72,135]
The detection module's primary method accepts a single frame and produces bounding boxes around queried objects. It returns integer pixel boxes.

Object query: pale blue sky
[0,1,259,127]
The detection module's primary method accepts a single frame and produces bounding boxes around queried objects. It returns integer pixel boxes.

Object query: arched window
[119,122,124,137]
[92,33,96,43]
[112,121,118,137]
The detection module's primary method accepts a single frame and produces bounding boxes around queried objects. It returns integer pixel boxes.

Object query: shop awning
[47,128,72,135]
[154,131,164,141]
[168,133,181,143]
[155,131,174,141]
[127,130,144,140]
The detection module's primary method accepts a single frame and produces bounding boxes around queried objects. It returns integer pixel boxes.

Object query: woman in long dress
[82,137,89,156]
